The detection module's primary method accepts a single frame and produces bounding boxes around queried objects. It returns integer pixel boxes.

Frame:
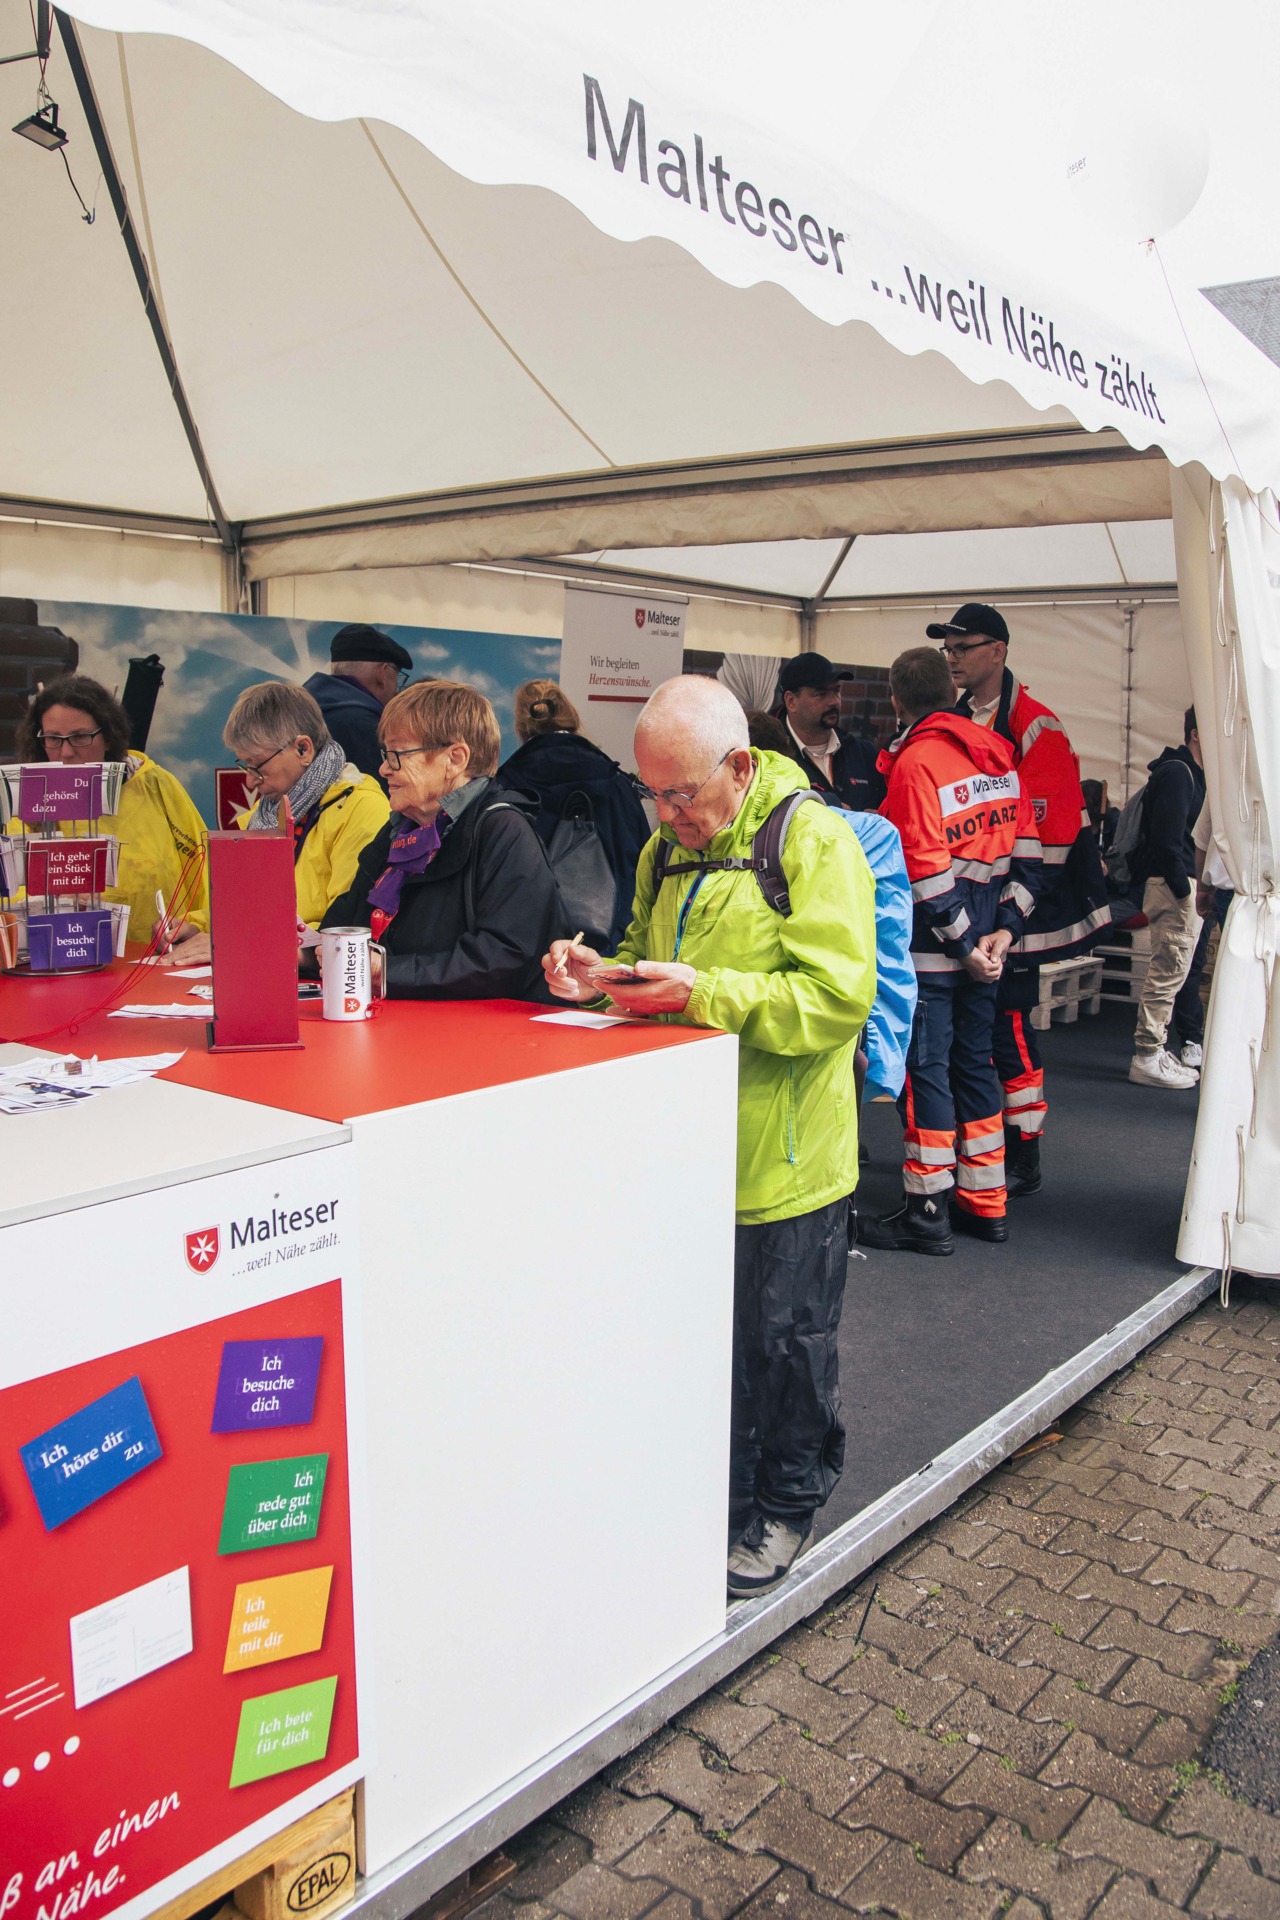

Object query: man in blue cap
[304,624,414,787]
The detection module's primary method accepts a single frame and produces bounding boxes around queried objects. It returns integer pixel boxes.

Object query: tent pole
[1121,604,1136,801]
[53,10,236,558]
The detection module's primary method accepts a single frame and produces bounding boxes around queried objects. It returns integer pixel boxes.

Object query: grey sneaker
[726,1512,813,1599]
[1129,1049,1197,1089]
[1180,1041,1203,1070]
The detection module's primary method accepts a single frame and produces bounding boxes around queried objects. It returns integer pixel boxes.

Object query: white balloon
[1065,80,1210,242]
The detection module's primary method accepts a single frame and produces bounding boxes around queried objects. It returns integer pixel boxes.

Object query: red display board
[208,832,300,1053]
[0,1281,358,1920]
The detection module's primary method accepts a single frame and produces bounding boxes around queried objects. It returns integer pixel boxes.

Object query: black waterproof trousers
[730,1195,849,1528]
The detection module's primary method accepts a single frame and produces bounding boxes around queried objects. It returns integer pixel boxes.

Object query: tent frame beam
[487,554,806,613]
[241,427,1160,545]
[0,494,220,542]
[54,10,236,556]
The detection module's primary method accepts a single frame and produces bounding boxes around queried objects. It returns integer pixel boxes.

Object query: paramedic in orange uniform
[859,648,1042,1257]
[940,603,1111,1197]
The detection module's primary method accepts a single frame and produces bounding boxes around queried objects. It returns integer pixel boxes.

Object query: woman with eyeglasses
[156,682,390,966]
[14,673,211,949]
[321,679,564,1001]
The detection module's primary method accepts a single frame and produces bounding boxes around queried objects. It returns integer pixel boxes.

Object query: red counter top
[0,958,713,1124]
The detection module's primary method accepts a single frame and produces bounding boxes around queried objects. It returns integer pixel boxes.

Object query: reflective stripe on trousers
[994,970,1047,1139]
[900,971,1007,1217]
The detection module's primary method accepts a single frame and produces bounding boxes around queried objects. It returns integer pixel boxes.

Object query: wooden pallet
[150,1790,355,1920]
[1030,957,1104,1030]
[1097,930,1152,1004]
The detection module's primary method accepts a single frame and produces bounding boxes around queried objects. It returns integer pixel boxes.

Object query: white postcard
[70,1566,193,1707]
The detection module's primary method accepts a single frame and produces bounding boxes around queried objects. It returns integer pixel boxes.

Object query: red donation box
[207,831,302,1052]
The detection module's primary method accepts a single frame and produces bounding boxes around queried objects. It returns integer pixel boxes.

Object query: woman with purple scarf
[322,681,564,1001]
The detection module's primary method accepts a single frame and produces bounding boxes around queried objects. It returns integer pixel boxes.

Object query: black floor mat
[816,1000,1201,1541]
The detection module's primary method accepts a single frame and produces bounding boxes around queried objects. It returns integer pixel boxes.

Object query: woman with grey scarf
[156,681,389,967]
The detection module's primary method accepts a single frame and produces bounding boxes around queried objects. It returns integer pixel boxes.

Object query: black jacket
[304,672,386,786]
[322,787,564,1001]
[494,731,650,949]
[1136,745,1205,900]
[776,725,886,811]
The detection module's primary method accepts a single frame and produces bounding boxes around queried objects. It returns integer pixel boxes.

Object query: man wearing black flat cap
[928,602,1111,1198]
[304,623,415,788]
[775,653,886,812]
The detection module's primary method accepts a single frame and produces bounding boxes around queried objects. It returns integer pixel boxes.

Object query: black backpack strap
[462,798,520,932]
[646,789,823,918]
[750,790,826,916]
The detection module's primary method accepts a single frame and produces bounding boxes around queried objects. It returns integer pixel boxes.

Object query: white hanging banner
[560,585,687,771]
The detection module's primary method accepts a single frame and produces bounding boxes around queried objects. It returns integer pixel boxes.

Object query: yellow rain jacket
[13,752,211,943]
[614,750,876,1225]
[239,768,389,928]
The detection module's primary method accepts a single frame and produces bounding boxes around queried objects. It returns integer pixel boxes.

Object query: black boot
[1004,1126,1042,1198]
[858,1192,954,1256]
[949,1201,1010,1243]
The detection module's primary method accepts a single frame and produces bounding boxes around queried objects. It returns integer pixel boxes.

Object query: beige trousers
[1134,878,1203,1056]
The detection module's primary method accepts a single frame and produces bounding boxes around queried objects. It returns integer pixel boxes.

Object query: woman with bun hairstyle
[495,679,649,950]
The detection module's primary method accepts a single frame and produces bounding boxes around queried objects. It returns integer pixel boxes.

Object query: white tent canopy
[3,0,1279,567]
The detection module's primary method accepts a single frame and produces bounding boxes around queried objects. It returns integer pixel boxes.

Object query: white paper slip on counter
[531,1009,644,1029]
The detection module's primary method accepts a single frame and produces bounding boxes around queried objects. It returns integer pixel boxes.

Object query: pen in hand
[155,887,171,956]
[555,930,585,977]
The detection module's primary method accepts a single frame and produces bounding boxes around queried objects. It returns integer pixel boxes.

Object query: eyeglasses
[396,668,412,690]
[938,637,1001,660]
[634,751,733,809]
[39,727,103,750]
[234,739,298,777]
[380,741,450,771]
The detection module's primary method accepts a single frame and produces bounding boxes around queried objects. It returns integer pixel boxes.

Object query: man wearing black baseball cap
[775,653,886,811]
[928,602,1111,1198]
[304,623,414,788]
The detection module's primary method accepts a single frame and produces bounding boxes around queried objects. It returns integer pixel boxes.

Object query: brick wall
[838,666,895,746]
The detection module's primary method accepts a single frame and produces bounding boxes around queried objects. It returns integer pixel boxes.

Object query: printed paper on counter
[70,1565,193,1707]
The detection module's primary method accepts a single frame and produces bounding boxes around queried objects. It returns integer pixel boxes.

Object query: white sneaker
[1130,1049,1198,1090]
[1181,1041,1204,1070]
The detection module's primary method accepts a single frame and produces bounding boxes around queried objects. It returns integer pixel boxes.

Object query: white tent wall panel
[268,564,801,659]
[266,563,566,639]
[0,521,225,614]
[817,599,1189,797]
[1127,603,1197,800]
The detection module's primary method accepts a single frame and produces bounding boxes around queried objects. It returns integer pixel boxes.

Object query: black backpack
[542,788,618,948]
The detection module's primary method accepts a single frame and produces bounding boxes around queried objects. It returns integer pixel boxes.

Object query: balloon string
[1151,240,1280,538]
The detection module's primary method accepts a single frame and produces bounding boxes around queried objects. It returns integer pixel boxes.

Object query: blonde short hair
[225,682,330,755]
[380,680,501,778]
[514,679,580,742]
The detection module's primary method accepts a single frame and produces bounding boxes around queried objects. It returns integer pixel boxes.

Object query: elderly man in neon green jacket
[545,675,876,1598]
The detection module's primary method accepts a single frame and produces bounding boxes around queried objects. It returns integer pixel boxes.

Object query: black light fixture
[13,99,67,150]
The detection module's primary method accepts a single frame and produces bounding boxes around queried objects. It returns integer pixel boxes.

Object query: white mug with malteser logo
[319,925,386,1021]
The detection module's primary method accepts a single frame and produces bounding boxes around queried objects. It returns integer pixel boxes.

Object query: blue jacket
[828,807,917,1101]
[304,672,386,787]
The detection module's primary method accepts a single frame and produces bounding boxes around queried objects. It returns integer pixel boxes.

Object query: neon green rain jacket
[614,750,876,1225]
